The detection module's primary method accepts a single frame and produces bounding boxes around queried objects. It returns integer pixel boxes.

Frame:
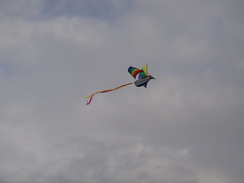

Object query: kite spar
[85,64,154,105]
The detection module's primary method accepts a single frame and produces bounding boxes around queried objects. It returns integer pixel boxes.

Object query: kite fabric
[128,66,143,78]
[85,64,154,105]
[128,64,149,80]
[128,64,155,87]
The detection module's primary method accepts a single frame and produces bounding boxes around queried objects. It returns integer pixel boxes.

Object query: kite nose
[150,76,155,80]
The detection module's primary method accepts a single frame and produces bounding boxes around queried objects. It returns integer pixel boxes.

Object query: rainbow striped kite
[86,64,155,105]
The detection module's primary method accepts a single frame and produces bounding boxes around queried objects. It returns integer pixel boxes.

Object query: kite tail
[85,82,132,105]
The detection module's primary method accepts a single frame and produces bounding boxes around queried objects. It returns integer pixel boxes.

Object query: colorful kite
[86,64,155,105]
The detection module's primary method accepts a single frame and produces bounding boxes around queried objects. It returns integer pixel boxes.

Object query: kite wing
[128,65,148,79]
[128,66,143,79]
[142,64,148,75]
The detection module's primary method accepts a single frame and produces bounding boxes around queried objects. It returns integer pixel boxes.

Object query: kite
[85,64,155,105]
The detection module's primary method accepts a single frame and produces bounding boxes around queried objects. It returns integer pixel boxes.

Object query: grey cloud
[0,0,243,183]
[0,0,134,22]
[0,133,197,183]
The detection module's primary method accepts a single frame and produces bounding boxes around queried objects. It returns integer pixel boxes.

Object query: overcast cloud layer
[0,0,244,183]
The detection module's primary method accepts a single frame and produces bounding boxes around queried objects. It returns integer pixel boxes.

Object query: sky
[0,0,244,182]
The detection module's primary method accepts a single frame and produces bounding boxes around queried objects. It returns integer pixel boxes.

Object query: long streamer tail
[85,82,132,105]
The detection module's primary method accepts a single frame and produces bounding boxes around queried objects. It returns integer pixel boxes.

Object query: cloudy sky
[0,0,244,182]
